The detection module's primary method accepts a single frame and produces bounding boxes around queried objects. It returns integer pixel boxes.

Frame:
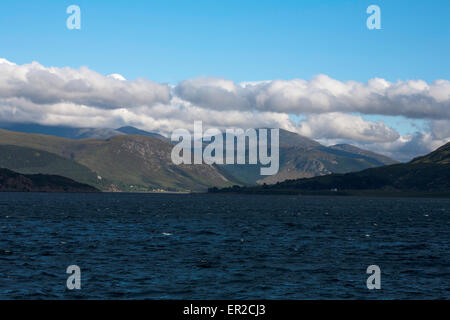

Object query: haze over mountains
[0,123,397,192]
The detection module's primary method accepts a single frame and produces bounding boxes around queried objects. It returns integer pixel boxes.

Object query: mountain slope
[68,134,234,191]
[212,142,450,196]
[218,129,397,185]
[116,126,168,141]
[0,168,99,193]
[0,126,397,190]
[0,129,235,192]
[0,145,108,189]
[326,144,398,166]
[0,123,122,139]
[410,143,450,165]
[278,129,321,148]
[0,123,167,140]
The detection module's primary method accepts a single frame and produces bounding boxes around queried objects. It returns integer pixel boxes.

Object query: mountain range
[211,142,450,197]
[0,123,397,192]
[217,128,397,185]
[0,129,232,192]
[0,123,167,141]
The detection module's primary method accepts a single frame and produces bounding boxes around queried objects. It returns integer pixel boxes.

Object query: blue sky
[0,1,449,160]
[1,0,449,83]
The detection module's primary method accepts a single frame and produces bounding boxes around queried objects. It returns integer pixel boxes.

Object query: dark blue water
[0,193,449,299]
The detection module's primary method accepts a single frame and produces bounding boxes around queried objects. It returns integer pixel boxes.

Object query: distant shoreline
[2,190,450,200]
[207,189,450,198]
[0,190,190,194]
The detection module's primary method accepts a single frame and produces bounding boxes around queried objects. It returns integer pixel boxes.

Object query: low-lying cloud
[0,59,170,109]
[176,76,450,119]
[297,113,400,143]
[1,58,449,161]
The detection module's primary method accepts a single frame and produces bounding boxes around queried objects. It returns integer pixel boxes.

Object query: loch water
[0,192,449,299]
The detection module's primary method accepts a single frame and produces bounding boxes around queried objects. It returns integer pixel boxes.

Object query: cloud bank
[176,75,450,119]
[0,58,449,161]
[0,59,170,109]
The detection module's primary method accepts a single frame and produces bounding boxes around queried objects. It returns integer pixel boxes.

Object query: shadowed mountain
[0,168,99,193]
[211,142,450,197]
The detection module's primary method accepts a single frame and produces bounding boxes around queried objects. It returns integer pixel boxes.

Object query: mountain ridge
[0,123,167,141]
[0,129,236,192]
[210,142,450,197]
[218,129,398,185]
[0,125,398,191]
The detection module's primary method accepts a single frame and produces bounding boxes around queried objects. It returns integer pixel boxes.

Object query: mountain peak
[116,126,168,141]
[278,128,321,148]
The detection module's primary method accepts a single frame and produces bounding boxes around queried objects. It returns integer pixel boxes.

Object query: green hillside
[0,145,107,189]
[0,127,398,192]
[0,127,397,189]
[410,142,450,165]
[0,129,235,192]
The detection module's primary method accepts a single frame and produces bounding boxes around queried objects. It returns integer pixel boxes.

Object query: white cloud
[0,58,16,66]
[107,73,127,81]
[0,59,170,109]
[354,132,450,162]
[297,113,400,143]
[175,75,450,119]
[429,119,450,140]
[0,58,449,161]
[175,77,253,110]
